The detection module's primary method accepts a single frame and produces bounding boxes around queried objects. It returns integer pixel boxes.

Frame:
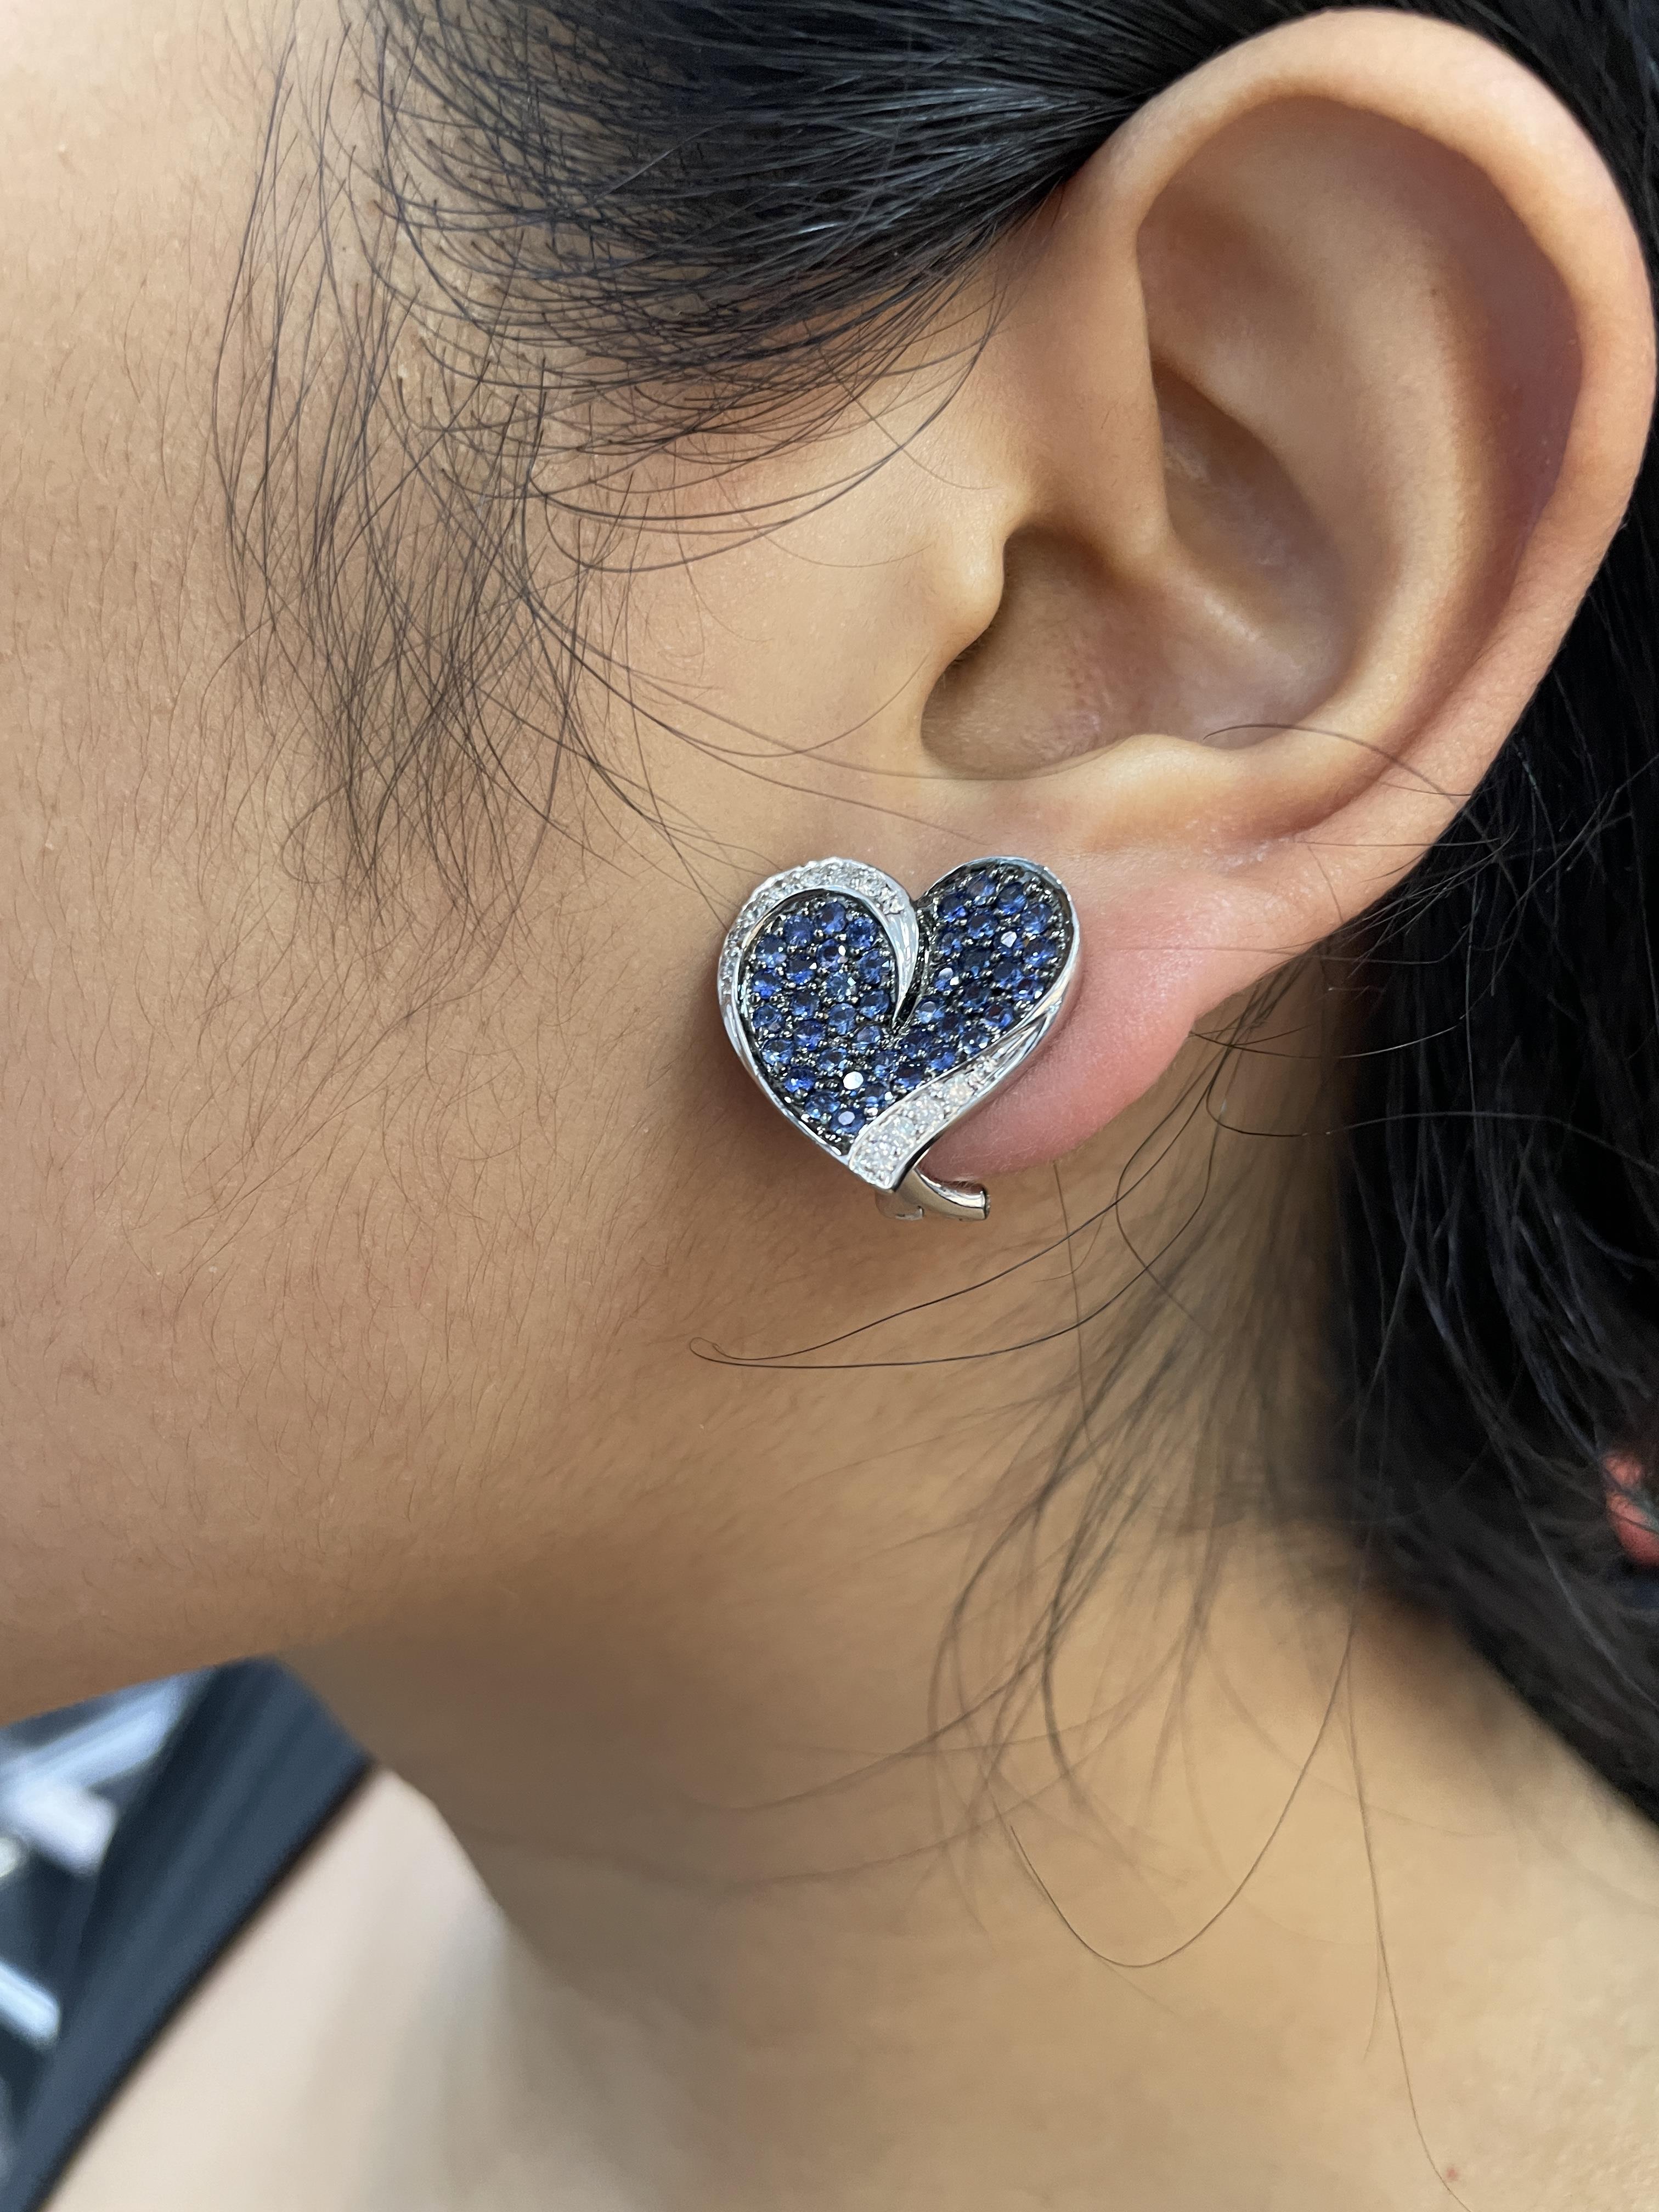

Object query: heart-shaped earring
[716,857,1079,1220]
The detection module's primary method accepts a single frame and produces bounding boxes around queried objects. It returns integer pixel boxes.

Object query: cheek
[0,997,366,1707]
[0,860,515,1713]
[0,817,701,1722]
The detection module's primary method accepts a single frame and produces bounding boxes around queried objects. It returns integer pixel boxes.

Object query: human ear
[879,8,1655,1182]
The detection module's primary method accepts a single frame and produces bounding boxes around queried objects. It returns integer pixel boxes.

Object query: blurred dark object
[0,1665,368,2212]
[0,1677,199,2168]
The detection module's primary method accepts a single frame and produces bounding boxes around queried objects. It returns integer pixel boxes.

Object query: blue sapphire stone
[741,865,1069,1158]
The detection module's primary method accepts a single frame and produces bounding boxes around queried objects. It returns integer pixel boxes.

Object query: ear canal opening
[919,527,1124,777]
[1149,362,1351,747]
[915,354,1354,783]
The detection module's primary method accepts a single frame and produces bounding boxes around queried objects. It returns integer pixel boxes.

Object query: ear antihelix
[716,855,1080,1222]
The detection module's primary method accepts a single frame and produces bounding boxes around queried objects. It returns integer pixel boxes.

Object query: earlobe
[913,10,1655,1184]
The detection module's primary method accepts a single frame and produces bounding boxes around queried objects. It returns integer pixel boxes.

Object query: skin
[2,1,1657,2205]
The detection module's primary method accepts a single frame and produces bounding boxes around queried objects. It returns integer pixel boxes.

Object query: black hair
[233,1,1659,1815]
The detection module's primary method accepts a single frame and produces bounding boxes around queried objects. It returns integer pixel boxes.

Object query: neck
[297,1567,1659,2210]
[290,1025,1659,2209]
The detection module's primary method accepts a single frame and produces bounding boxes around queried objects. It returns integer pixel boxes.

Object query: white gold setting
[716,855,1080,1222]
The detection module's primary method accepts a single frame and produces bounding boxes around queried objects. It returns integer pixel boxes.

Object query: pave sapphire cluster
[716,856,1079,1221]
